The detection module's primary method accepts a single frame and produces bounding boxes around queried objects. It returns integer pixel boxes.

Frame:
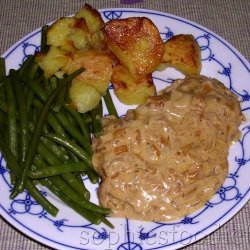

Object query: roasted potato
[47,17,90,52]
[161,34,201,76]
[47,3,105,52]
[103,17,164,76]
[64,50,113,94]
[69,79,101,113]
[35,46,69,78]
[75,3,105,49]
[36,4,111,113]
[37,3,203,112]
[111,64,156,105]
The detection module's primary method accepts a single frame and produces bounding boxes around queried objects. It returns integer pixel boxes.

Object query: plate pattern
[0,9,249,250]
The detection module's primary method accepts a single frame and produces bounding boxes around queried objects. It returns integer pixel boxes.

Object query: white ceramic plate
[1,8,250,250]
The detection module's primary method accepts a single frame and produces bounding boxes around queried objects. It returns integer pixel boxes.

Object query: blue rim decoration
[1,8,249,250]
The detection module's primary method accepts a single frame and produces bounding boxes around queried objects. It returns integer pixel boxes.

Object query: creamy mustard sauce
[92,76,244,222]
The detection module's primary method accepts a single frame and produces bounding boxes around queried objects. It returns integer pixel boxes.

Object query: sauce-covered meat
[92,76,244,222]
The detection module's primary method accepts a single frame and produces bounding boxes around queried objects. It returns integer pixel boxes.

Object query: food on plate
[102,16,164,104]
[64,50,112,94]
[75,3,105,49]
[103,17,164,76]
[46,17,90,52]
[0,55,114,227]
[2,1,245,230]
[111,64,156,105]
[69,79,101,113]
[92,75,244,222]
[64,49,113,112]
[0,4,117,226]
[35,46,70,79]
[36,3,202,108]
[46,3,105,52]
[36,3,111,113]
[160,34,201,76]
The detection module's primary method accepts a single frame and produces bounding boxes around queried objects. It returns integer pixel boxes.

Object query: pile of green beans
[0,35,117,228]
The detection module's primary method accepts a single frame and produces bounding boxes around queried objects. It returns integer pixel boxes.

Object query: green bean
[90,100,103,138]
[18,55,35,80]
[26,88,34,115]
[29,162,89,179]
[0,98,7,112]
[74,171,84,181]
[33,77,92,151]
[51,74,66,113]
[49,75,58,90]
[37,141,60,165]
[40,25,49,53]
[20,68,55,103]
[32,98,67,137]
[10,68,84,198]
[40,136,69,163]
[10,69,29,164]
[0,131,58,216]
[33,146,109,215]
[0,110,7,130]
[68,150,80,163]
[32,155,90,204]
[43,133,99,184]
[44,78,53,95]
[64,109,78,128]
[29,118,70,169]
[103,88,118,117]
[99,214,114,229]
[86,169,99,184]
[28,79,47,102]
[64,104,90,141]
[54,85,67,112]
[0,57,6,82]
[54,112,93,154]
[37,143,90,200]
[0,81,5,99]
[4,77,18,160]
[29,62,40,80]
[33,154,48,168]
[62,172,90,200]
[39,178,101,225]
[42,121,51,134]
[32,105,39,125]
[67,153,90,192]
[43,133,92,167]
[51,176,109,214]
[82,112,92,124]
[0,56,114,226]
[33,155,90,202]
[21,72,92,154]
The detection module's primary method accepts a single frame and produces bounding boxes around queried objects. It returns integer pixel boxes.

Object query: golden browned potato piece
[64,50,113,94]
[111,64,156,105]
[161,34,201,75]
[75,3,104,34]
[75,3,105,49]
[103,17,164,76]
[35,46,69,78]
[69,79,101,113]
[47,17,90,52]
